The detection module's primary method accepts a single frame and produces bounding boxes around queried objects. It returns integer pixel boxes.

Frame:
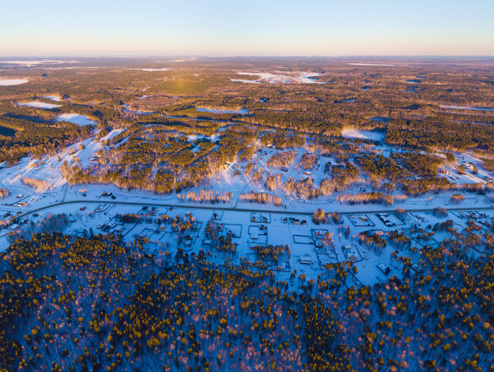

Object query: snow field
[0,79,28,86]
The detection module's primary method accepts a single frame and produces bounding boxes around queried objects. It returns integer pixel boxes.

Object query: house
[377,264,391,275]
[299,254,312,265]
[114,227,125,235]
[185,236,193,247]
[412,264,424,273]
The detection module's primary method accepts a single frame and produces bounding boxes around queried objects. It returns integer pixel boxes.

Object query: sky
[1,0,493,57]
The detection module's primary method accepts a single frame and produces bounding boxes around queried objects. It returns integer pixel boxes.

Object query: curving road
[17,197,494,220]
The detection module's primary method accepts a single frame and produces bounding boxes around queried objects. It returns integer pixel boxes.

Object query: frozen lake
[18,101,61,109]
[56,113,97,126]
[440,105,494,112]
[0,79,28,86]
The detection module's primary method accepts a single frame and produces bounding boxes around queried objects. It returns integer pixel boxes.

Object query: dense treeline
[0,233,344,372]
[2,221,494,370]
[386,117,494,151]
[0,115,93,164]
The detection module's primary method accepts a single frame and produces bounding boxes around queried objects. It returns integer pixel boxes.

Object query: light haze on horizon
[1,0,493,57]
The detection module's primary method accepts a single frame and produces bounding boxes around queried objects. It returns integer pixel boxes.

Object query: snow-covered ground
[44,95,62,101]
[0,119,493,288]
[0,79,28,86]
[349,63,396,67]
[130,68,169,72]
[18,101,62,109]
[0,124,489,224]
[56,113,97,126]
[231,72,323,84]
[0,60,78,67]
[122,104,155,115]
[0,128,121,217]
[440,105,494,112]
[196,107,249,114]
[3,194,491,286]
[341,128,385,141]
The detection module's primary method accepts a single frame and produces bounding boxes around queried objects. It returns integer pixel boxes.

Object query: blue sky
[1,0,493,56]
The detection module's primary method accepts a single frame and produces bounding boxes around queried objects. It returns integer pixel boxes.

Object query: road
[16,197,494,220]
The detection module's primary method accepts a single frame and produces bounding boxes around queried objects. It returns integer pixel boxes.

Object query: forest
[0,57,494,372]
[0,224,494,371]
[1,56,493,168]
[0,115,93,165]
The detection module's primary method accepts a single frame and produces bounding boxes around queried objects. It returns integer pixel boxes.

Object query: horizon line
[1,54,494,59]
